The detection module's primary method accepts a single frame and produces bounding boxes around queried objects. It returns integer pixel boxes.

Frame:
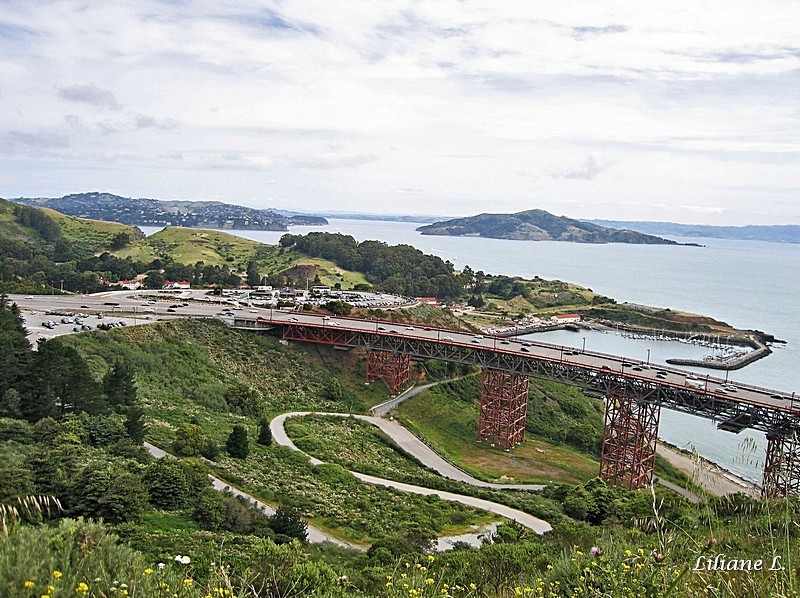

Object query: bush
[269,505,308,542]
[173,422,205,457]
[193,487,227,530]
[143,458,190,510]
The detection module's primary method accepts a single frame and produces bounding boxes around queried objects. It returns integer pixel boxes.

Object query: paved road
[271,412,552,534]
[239,311,799,416]
[370,383,438,417]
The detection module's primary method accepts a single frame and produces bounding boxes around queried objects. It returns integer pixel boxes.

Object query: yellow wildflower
[24,581,35,589]
[144,568,154,575]
[183,579,194,587]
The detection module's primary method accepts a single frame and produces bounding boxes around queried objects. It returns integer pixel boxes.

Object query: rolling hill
[10,191,328,231]
[416,209,685,244]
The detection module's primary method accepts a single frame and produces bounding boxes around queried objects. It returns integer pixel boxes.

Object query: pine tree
[0,388,22,419]
[257,417,272,446]
[102,361,138,411]
[226,424,249,459]
[124,405,147,443]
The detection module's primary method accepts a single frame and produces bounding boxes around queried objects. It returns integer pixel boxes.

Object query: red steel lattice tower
[599,392,661,489]
[762,432,800,498]
[365,350,411,396]
[477,369,529,449]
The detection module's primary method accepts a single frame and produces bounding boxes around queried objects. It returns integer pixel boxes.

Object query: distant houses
[163,280,191,290]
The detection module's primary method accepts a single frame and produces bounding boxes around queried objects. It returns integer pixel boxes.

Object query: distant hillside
[416,209,685,244]
[10,192,328,231]
[589,220,800,244]
[114,226,267,267]
[0,197,142,250]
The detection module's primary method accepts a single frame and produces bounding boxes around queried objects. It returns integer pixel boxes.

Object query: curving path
[143,442,357,548]
[271,412,552,534]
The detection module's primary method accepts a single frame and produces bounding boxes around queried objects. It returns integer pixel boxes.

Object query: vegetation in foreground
[2,300,798,597]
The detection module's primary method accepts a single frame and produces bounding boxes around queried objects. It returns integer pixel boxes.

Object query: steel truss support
[599,391,661,489]
[366,350,411,396]
[762,432,800,498]
[477,369,529,449]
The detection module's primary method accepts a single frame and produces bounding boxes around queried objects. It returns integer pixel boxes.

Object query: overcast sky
[1,1,799,224]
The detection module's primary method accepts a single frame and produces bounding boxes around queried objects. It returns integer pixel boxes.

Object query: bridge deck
[231,312,799,437]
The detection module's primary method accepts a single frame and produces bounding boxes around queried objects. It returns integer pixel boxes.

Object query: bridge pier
[599,391,661,489]
[477,369,529,449]
[762,432,800,498]
[365,350,411,396]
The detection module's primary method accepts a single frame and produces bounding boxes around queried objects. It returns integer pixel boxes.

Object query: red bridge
[233,312,799,498]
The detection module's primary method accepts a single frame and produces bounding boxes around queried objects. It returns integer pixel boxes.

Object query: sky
[1,1,799,225]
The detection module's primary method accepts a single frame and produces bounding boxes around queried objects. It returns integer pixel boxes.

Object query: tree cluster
[280,232,465,302]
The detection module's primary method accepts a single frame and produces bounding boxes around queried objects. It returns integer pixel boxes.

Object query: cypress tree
[226,424,249,459]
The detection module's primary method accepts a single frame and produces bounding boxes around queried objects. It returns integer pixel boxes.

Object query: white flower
[174,555,191,565]
[157,563,165,570]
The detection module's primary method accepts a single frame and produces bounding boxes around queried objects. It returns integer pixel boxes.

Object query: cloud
[204,153,274,171]
[134,115,180,130]
[223,7,321,36]
[290,153,378,169]
[572,24,627,40]
[4,129,69,150]
[549,156,606,180]
[57,84,121,110]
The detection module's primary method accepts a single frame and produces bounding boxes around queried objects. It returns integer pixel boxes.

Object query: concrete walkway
[270,412,552,534]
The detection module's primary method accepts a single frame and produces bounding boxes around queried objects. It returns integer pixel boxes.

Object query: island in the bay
[416,208,698,244]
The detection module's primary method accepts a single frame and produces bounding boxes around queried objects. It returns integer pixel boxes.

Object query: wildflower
[52,571,63,580]
[76,582,90,593]
[386,581,393,587]
[41,595,51,598]
[48,586,55,593]
[590,546,601,556]
[184,579,194,587]
[175,555,191,565]
[157,563,165,570]
[144,568,154,575]
[470,583,477,590]
[24,581,35,589]
[425,578,435,585]
[427,555,435,562]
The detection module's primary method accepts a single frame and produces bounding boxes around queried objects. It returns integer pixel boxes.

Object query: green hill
[114,226,266,267]
[417,209,683,244]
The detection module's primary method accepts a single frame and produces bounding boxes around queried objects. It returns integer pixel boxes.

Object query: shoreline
[656,441,759,498]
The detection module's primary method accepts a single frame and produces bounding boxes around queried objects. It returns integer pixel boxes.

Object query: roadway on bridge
[248,311,798,417]
[271,412,552,534]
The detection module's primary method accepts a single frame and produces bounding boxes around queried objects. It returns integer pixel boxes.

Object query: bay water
[143,221,800,482]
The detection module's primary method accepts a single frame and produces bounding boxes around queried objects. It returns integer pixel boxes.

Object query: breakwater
[666,337,771,371]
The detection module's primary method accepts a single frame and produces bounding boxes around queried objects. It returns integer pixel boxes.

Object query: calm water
[143,221,800,482]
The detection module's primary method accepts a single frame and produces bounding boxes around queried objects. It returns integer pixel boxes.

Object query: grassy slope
[42,208,138,247]
[114,226,263,266]
[0,199,43,243]
[396,385,600,485]
[293,256,370,288]
[60,319,499,543]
